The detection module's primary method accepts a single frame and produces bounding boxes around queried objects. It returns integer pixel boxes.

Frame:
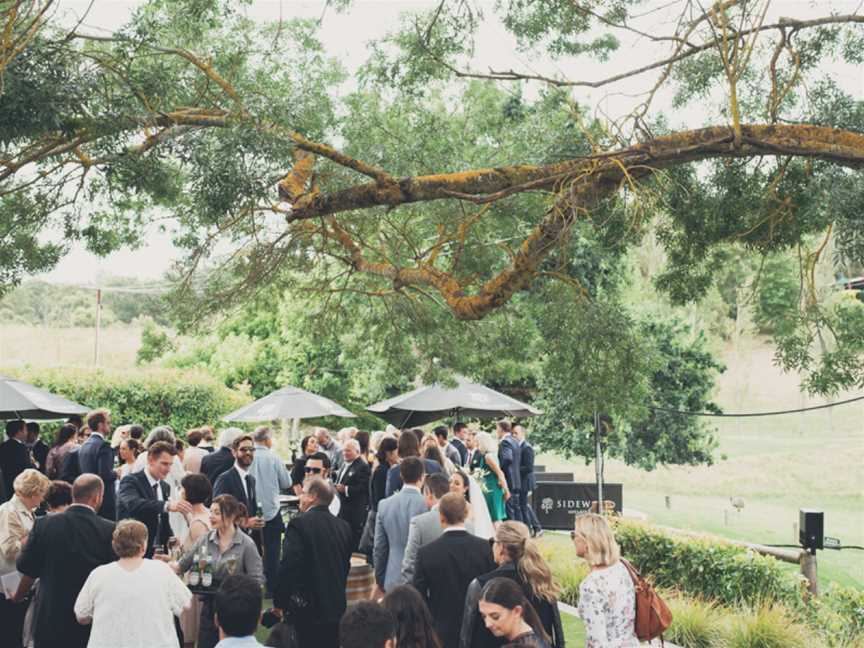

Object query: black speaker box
[799,509,824,551]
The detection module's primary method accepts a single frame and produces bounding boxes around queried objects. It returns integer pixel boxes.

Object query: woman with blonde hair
[572,513,638,647]
[0,469,51,570]
[0,469,50,648]
[460,521,563,648]
[473,432,509,525]
[110,425,130,451]
[75,519,192,648]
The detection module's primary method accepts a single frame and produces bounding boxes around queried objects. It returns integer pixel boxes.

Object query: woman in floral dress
[572,513,639,647]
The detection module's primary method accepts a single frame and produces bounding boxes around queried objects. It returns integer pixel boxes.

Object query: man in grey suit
[400,473,450,583]
[373,457,427,594]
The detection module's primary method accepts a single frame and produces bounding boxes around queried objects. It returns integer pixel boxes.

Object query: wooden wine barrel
[345,553,375,604]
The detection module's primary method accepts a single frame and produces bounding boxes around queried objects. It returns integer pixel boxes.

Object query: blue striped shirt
[248,444,292,521]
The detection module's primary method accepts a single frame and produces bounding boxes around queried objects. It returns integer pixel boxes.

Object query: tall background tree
[1,0,862,466]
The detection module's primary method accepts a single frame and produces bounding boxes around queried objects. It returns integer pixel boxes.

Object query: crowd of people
[0,412,640,648]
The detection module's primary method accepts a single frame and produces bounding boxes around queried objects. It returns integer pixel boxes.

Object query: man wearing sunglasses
[213,435,265,532]
[302,451,340,516]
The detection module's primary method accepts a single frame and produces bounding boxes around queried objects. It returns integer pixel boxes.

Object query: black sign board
[535,472,573,482]
[532,482,623,530]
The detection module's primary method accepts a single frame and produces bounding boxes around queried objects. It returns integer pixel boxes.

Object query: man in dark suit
[213,434,264,534]
[515,424,543,537]
[117,441,191,557]
[25,422,50,475]
[451,422,470,466]
[77,409,117,521]
[413,493,496,648]
[273,477,353,648]
[0,419,33,502]
[334,438,370,550]
[201,427,244,487]
[14,474,115,648]
[496,419,523,523]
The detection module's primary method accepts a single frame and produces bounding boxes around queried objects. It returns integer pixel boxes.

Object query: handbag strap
[620,558,640,583]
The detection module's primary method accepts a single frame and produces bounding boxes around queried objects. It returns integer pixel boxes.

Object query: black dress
[504,631,552,648]
[369,462,390,511]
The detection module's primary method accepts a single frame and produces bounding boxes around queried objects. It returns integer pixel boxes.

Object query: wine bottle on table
[188,550,201,587]
[201,555,213,588]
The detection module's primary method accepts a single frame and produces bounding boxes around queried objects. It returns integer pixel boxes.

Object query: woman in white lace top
[75,519,191,648]
[573,513,639,648]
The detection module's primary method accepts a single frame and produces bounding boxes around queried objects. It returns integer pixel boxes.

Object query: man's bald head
[72,474,104,508]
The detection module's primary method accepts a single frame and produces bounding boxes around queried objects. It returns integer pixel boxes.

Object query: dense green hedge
[609,519,864,647]
[5,366,250,436]
[611,518,807,607]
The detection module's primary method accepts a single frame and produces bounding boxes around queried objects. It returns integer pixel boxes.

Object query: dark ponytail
[480,577,550,644]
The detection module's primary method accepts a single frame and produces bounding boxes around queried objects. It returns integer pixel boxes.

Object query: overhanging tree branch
[436,13,863,89]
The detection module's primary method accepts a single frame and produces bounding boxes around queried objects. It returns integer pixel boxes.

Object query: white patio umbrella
[222,385,355,441]
[0,375,90,420]
[366,375,541,427]
[223,386,355,421]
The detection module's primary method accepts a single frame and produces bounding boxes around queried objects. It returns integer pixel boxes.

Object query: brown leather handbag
[621,558,673,643]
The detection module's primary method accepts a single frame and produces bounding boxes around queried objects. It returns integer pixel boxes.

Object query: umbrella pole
[281,418,290,445]
[594,410,605,514]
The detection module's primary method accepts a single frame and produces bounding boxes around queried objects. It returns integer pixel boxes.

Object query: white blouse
[577,560,640,648]
[75,559,192,648]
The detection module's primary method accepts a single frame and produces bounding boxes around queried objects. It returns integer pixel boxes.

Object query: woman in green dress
[474,431,510,525]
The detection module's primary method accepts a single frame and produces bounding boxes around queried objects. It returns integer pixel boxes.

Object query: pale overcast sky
[38,0,863,285]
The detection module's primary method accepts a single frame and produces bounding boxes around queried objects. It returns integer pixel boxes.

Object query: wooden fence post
[800,552,818,596]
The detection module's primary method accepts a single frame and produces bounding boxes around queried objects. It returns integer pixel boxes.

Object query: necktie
[152,482,160,498]
[245,475,253,503]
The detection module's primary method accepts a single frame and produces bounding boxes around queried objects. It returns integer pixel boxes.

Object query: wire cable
[649,394,864,418]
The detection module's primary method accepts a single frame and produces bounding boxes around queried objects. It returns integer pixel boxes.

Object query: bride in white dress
[450,468,495,540]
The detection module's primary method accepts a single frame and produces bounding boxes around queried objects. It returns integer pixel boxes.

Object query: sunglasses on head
[304,466,323,474]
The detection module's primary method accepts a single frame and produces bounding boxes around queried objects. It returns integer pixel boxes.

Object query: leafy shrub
[611,519,807,607]
[723,604,815,648]
[6,366,250,436]
[665,595,725,648]
[805,584,864,647]
[553,563,589,607]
